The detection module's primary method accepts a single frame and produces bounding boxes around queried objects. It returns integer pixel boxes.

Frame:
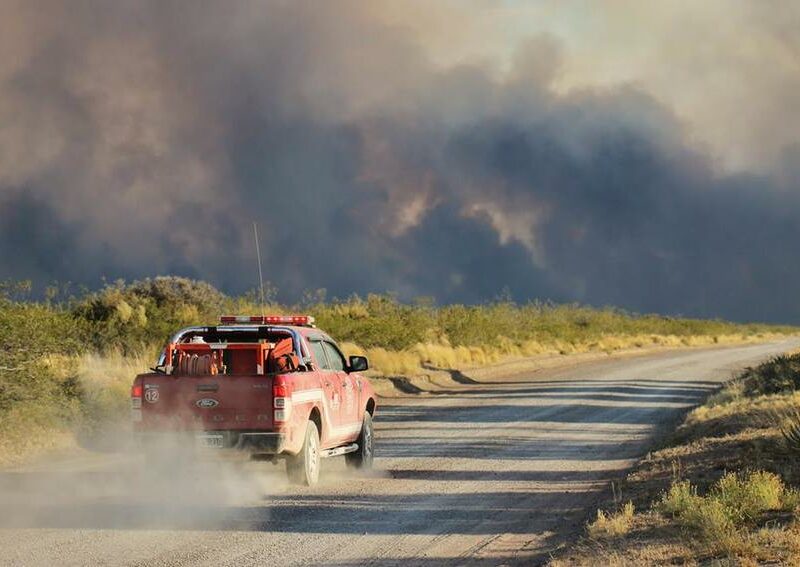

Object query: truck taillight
[273,379,290,422]
[131,384,142,407]
[131,383,142,421]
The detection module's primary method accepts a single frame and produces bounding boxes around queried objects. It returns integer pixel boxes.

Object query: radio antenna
[253,221,266,317]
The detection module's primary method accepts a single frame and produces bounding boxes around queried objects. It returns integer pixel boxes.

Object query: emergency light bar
[219,315,316,326]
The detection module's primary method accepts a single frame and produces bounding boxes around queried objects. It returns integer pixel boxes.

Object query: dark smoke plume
[1,1,799,323]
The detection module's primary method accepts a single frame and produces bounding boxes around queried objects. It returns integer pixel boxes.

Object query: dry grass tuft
[587,501,635,539]
[0,349,154,465]
[76,349,153,429]
[656,471,791,555]
[358,347,421,376]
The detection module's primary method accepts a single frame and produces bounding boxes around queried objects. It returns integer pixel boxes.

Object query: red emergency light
[219,315,316,326]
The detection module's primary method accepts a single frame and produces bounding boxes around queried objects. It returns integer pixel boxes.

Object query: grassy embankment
[0,276,795,467]
[553,352,800,566]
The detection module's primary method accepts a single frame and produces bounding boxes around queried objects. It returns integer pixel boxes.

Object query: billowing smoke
[1,1,799,322]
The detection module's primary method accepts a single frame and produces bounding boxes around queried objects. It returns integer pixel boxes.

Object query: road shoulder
[549,347,800,566]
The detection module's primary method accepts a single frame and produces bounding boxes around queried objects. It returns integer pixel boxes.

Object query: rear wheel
[286,421,321,486]
[345,413,374,470]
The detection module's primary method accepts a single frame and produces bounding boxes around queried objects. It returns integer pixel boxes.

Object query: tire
[286,421,321,486]
[345,413,374,470]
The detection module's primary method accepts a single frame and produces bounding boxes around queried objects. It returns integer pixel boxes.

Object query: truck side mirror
[348,355,369,373]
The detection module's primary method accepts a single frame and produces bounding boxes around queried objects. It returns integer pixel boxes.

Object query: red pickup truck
[130,315,376,486]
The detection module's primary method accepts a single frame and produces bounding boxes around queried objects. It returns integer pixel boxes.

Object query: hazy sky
[1,1,799,322]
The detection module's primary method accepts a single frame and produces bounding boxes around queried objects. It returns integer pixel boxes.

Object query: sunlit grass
[0,349,154,466]
[347,332,789,377]
[588,501,635,539]
[657,472,792,555]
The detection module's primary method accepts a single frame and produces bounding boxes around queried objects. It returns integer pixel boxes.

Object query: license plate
[196,434,224,448]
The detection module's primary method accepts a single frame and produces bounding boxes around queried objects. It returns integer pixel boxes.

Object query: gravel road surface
[1,340,797,566]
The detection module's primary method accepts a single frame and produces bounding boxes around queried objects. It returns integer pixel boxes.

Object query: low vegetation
[587,501,636,539]
[552,350,800,566]
[0,287,85,463]
[0,276,796,466]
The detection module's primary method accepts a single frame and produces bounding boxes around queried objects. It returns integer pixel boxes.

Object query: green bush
[0,297,86,452]
[311,295,435,350]
[742,354,800,396]
[712,471,784,523]
[0,298,84,412]
[659,479,701,518]
[659,472,789,544]
[74,276,227,351]
[683,498,738,543]
[66,277,795,354]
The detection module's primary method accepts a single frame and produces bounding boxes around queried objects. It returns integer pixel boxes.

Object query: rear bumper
[134,430,287,455]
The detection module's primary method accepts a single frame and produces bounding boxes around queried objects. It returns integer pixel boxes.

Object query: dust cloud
[0,433,288,532]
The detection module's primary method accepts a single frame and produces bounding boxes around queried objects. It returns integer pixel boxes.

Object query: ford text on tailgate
[131,315,377,486]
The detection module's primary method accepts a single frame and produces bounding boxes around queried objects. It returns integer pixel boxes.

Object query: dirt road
[1,340,797,566]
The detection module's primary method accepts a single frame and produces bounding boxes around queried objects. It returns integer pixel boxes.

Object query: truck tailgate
[136,373,274,431]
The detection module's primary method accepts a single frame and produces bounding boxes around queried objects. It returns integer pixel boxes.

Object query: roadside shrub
[659,480,702,517]
[742,354,800,396]
[781,488,800,510]
[0,300,85,413]
[659,478,739,551]
[588,501,635,539]
[713,471,784,524]
[780,407,800,454]
[74,276,226,350]
[659,472,789,548]
[311,294,435,350]
[360,347,421,376]
[125,276,226,309]
[683,498,739,544]
[705,380,745,407]
[0,299,86,464]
